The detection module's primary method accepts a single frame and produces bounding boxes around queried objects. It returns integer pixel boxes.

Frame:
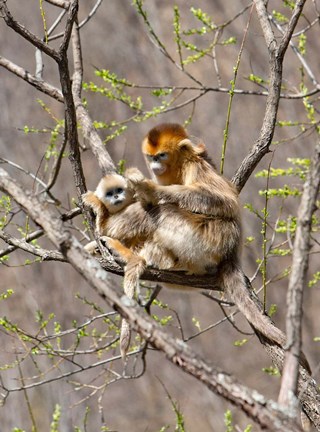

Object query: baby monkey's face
[96,174,134,214]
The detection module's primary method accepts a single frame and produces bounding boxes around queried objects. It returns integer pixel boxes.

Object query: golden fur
[84,124,293,357]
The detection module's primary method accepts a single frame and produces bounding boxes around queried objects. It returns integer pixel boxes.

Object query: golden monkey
[82,143,215,357]
[84,124,311,427]
[109,123,288,350]
[137,123,312,428]
[82,171,179,271]
[82,173,135,255]
[84,126,305,355]
[82,172,180,358]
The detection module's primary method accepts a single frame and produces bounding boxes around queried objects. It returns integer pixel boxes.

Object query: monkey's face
[145,152,169,176]
[96,174,134,214]
[142,123,189,184]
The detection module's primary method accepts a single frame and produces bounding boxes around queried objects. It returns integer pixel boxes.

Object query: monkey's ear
[178,138,194,151]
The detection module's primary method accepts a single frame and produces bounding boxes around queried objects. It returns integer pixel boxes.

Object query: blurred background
[0,0,319,430]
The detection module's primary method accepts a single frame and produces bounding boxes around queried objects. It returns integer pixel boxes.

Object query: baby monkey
[82,170,179,270]
[82,171,180,358]
[82,173,134,255]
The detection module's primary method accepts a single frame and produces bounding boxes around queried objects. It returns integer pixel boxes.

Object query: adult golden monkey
[134,123,312,429]
[85,125,303,359]
[84,124,311,429]
[122,123,289,348]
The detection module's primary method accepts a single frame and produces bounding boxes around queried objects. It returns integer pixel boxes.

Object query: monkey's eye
[106,191,113,197]
[158,152,168,160]
[116,188,124,194]
[146,154,153,161]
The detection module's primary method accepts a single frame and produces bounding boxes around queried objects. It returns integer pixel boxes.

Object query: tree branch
[45,0,69,9]
[278,142,320,413]
[0,1,60,61]
[253,0,277,51]
[0,230,66,262]
[0,208,81,259]
[232,0,306,191]
[0,56,63,102]
[71,16,116,174]
[0,167,307,432]
[278,0,307,57]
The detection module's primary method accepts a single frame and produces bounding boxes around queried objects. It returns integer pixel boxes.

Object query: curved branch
[0,1,60,61]
[232,0,307,191]
[279,142,320,411]
[0,56,63,102]
[0,167,308,432]
[71,18,116,174]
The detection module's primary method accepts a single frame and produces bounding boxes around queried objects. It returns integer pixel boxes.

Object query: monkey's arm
[82,191,110,235]
[132,180,238,217]
[82,191,105,214]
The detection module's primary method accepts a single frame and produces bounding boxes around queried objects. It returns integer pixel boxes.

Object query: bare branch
[0,208,81,259]
[48,0,103,42]
[253,0,277,51]
[278,0,308,57]
[0,157,48,190]
[58,0,78,55]
[0,1,60,61]
[232,0,307,191]
[45,0,69,9]
[0,230,65,262]
[0,56,63,102]
[0,229,44,259]
[278,142,320,412]
[0,50,114,176]
[71,18,116,174]
[0,167,308,432]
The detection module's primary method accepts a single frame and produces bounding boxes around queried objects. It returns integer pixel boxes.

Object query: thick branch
[0,167,306,432]
[278,142,320,412]
[71,18,116,174]
[253,0,276,51]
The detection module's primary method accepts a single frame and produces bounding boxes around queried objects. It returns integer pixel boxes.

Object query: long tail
[218,260,313,374]
[219,261,286,346]
[120,256,146,360]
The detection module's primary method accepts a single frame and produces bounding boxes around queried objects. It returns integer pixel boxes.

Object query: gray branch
[278,142,320,414]
[0,167,308,432]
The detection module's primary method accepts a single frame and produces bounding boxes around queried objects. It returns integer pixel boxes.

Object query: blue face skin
[146,152,168,176]
[105,187,126,206]
[146,152,168,163]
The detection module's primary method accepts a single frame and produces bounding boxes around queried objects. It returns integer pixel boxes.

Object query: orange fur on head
[143,123,188,154]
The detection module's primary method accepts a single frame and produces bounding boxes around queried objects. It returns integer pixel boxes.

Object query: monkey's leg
[100,237,135,263]
[101,237,148,359]
[120,255,146,360]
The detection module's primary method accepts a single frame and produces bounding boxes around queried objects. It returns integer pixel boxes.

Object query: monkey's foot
[100,236,127,266]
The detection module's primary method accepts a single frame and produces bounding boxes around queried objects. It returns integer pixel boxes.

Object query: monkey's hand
[82,191,98,210]
[125,167,145,184]
[82,191,109,218]
[132,179,159,207]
